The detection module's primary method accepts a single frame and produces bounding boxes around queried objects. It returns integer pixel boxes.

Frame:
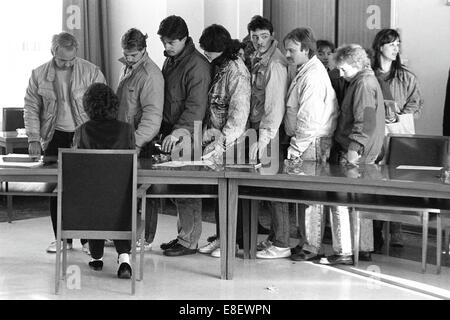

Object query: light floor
[1,215,450,300]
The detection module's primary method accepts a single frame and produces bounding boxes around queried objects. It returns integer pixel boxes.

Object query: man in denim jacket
[24,32,106,253]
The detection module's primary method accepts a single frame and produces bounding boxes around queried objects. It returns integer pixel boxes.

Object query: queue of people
[23,14,423,278]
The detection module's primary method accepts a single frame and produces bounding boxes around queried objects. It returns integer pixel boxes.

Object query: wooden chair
[55,149,149,294]
[353,134,449,273]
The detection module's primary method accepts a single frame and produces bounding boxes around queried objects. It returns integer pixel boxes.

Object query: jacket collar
[349,67,374,85]
[118,51,149,72]
[46,57,79,82]
[252,39,279,67]
[164,37,195,64]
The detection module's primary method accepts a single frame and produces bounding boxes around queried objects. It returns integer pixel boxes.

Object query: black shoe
[317,254,353,265]
[163,243,197,257]
[290,250,323,262]
[88,260,103,271]
[358,251,372,261]
[160,239,178,250]
[117,262,132,279]
[290,244,303,255]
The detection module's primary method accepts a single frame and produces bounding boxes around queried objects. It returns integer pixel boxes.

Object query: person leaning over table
[72,83,135,279]
[371,28,424,251]
[196,24,251,258]
[23,31,106,254]
[156,15,212,257]
[116,28,164,253]
[279,27,339,262]
[318,44,385,265]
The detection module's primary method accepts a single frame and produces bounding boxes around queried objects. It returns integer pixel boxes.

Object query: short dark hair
[199,24,240,60]
[283,27,317,59]
[317,40,335,52]
[247,15,273,34]
[82,83,119,121]
[157,15,189,40]
[121,28,148,51]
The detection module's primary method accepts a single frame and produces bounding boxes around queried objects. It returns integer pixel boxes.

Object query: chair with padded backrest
[55,149,149,295]
[353,134,449,273]
[2,107,24,132]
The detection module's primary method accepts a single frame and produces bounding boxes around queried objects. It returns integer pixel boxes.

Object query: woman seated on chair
[73,82,135,279]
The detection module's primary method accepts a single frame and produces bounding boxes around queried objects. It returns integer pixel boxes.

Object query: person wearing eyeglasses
[24,31,106,254]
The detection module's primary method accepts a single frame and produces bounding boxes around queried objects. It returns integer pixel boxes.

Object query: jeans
[269,202,291,248]
[174,198,202,249]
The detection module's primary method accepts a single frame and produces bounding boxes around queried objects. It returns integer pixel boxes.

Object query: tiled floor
[1,214,449,300]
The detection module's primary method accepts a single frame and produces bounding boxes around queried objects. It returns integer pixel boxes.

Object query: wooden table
[3,160,450,281]
[0,159,230,279]
[0,131,28,154]
[224,162,450,279]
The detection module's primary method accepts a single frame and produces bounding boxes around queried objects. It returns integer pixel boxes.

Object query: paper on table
[396,165,443,170]
[0,158,43,168]
[152,160,214,167]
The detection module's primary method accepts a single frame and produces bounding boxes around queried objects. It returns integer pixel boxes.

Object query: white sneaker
[210,245,239,258]
[82,243,91,255]
[136,241,152,252]
[46,241,73,253]
[256,245,291,259]
[256,239,272,251]
[199,239,220,254]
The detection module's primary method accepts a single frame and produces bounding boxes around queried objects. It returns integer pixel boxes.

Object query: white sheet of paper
[0,159,43,168]
[153,160,214,167]
[396,165,443,170]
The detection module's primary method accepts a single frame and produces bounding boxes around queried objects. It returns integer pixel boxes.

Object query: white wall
[396,0,450,135]
[107,0,262,89]
[107,0,167,90]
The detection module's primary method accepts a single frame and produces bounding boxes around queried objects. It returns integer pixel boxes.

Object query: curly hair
[199,24,240,61]
[82,83,119,121]
[333,44,370,70]
[157,15,189,40]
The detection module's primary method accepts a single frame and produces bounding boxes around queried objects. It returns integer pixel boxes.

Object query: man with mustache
[282,27,339,262]
[24,32,106,253]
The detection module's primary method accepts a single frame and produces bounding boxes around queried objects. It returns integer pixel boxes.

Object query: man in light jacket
[116,28,164,252]
[24,32,106,253]
[282,28,339,262]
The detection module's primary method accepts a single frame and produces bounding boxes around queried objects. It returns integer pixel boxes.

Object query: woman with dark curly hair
[197,24,251,258]
[73,82,135,279]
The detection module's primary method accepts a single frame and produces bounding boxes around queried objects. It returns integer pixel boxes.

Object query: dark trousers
[47,130,87,245]
[144,198,158,243]
[89,240,131,259]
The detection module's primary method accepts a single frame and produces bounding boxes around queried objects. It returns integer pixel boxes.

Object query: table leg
[226,178,238,280]
[219,178,228,280]
[5,143,13,154]
[250,200,259,259]
[242,199,250,259]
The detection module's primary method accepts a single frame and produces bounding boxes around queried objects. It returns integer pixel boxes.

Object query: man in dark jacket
[157,15,211,256]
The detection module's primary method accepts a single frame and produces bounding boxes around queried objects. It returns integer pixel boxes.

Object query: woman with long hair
[371,28,424,249]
